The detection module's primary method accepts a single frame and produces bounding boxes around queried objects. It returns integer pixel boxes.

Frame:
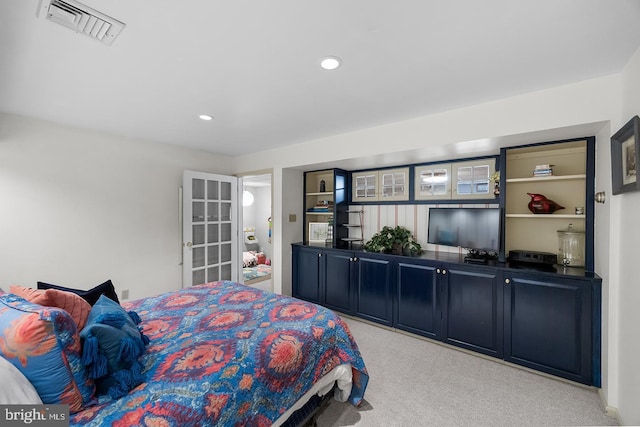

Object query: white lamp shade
[242,190,254,206]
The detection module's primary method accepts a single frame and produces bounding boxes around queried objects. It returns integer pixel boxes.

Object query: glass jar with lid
[557,223,585,267]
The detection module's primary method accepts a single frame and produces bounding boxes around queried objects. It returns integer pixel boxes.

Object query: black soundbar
[509,250,557,265]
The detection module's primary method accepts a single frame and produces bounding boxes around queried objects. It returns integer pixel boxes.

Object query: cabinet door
[355,254,393,326]
[324,250,354,314]
[379,168,409,201]
[441,265,503,358]
[452,159,495,199]
[503,272,593,384]
[352,170,378,202]
[352,168,409,202]
[414,164,452,200]
[396,261,440,339]
[291,246,323,304]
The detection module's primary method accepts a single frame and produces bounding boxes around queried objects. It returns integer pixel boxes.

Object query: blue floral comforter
[70,281,368,426]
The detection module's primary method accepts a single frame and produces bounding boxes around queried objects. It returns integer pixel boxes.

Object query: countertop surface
[293,242,601,280]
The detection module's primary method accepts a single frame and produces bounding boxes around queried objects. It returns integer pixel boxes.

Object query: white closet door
[183,171,239,287]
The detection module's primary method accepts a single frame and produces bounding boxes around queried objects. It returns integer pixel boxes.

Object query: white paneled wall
[350,204,499,254]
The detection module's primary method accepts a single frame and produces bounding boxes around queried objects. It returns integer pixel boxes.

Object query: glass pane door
[381,172,405,198]
[457,164,490,196]
[354,173,377,200]
[415,164,451,200]
[452,160,495,199]
[183,171,238,287]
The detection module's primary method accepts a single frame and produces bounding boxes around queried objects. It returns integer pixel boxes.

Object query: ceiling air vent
[37,0,125,46]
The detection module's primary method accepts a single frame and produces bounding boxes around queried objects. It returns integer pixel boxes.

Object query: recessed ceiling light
[320,56,341,70]
[199,114,214,121]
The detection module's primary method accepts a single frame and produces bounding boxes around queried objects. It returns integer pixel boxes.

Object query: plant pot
[391,243,403,255]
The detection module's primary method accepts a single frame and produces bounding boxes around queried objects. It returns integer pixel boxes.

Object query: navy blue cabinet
[503,271,599,386]
[292,244,323,304]
[442,265,503,358]
[292,246,393,323]
[395,260,440,339]
[292,243,600,386]
[395,260,503,357]
[292,245,352,312]
[323,250,354,314]
[354,253,394,326]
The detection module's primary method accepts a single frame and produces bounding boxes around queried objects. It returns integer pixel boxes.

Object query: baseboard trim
[598,388,622,425]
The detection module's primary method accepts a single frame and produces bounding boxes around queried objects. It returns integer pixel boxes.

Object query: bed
[0,281,368,426]
[243,251,272,284]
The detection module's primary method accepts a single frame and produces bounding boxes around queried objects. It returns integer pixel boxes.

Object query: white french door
[182,171,240,287]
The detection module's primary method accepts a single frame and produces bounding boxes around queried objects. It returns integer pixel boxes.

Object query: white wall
[274,168,303,296]
[0,112,233,300]
[613,44,640,425]
[235,75,620,172]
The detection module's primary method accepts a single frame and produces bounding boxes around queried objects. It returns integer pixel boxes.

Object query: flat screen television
[427,207,501,253]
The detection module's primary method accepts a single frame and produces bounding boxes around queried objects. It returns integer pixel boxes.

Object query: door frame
[237,171,273,285]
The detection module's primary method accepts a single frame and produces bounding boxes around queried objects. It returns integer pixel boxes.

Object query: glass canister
[557,224,585,266]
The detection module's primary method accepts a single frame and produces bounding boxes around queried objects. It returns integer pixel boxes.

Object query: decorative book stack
[307,201,334,212]
[533,164,554,177]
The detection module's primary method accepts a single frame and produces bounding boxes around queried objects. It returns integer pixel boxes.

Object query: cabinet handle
[505,278,510,284]
[437,268,441,273]
[442,269,447,275]
[318,253,322,258]
[353,257,358,262]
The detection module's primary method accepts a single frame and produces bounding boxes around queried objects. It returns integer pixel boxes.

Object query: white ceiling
[1,0,640,157]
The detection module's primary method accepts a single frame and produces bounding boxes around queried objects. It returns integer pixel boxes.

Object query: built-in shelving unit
[501,138,595,270]
[304,171,334,245]
[303,169,349,247]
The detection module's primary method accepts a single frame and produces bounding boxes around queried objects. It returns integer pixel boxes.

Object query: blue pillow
[80,295,149,399]
[0,293,95,412]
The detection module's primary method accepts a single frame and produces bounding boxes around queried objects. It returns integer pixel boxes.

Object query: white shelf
[341,237,363,242]
[306,211,332,215]
[506,174,586,183]
[341,224,362,227]
[306,191,334,196]
[506,214,586,219]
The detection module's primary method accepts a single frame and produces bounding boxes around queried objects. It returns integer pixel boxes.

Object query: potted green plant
[363,225,422,256]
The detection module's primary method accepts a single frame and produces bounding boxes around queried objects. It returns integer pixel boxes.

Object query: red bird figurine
[527,193,565,214]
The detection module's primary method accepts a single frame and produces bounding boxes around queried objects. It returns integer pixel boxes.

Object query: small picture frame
[308,222,329,243]
[611,115,640,195]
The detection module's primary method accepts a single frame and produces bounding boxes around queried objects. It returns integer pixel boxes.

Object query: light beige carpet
[316,317,616,426]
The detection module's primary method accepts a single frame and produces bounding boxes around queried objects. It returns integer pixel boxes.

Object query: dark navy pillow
[37,280,119,306]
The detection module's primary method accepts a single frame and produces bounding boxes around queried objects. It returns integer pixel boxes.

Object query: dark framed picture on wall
[611,115,640,195]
